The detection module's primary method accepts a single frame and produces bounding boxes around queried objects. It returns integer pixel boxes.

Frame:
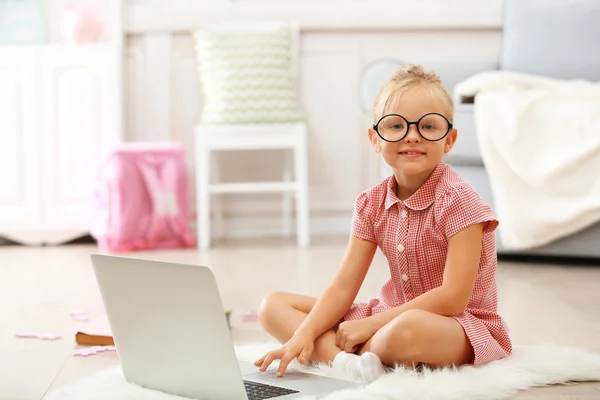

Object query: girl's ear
[368,128,381,153]
[444,129,458,154]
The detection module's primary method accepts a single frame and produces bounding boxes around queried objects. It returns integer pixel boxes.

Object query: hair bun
[394,64,441,83]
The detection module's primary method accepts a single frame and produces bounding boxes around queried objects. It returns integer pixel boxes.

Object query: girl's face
[369,85,457,178]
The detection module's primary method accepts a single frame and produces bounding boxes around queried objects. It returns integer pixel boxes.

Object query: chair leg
[294,126,310,247]
[211,154,224,240]
[282,150,293,238]
[196,136,211,250]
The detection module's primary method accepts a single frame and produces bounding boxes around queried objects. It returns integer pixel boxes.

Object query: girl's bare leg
[358,309,475,368]
[257,291,342,363]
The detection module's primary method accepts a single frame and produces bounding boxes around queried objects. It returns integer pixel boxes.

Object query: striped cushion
[192,25,304,125]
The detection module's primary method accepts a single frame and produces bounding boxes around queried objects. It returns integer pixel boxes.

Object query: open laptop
[90,254,359,399]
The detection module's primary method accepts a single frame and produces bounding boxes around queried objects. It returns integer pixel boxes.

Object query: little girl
[254,64,512,383]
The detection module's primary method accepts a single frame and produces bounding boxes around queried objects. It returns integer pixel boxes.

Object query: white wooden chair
[193,23,309,250]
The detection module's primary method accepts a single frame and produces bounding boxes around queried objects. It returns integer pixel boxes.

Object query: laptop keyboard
[244,380,300,399]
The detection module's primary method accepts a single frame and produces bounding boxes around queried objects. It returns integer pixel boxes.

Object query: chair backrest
[499,0,600,81]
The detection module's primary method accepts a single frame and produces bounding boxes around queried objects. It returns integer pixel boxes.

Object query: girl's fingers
[260,349,284,372]
[260,353,275,372]
[276,352,296,377]
[254,354,267,366]
[298,347,312,365]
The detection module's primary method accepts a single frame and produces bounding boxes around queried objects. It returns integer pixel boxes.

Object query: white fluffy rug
[45,342,600,400]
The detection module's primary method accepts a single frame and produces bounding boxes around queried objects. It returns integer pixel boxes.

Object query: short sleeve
[351,191,376,243]
[436,185,499,239]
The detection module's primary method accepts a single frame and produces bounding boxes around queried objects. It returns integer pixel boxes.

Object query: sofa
[448,0,600,259]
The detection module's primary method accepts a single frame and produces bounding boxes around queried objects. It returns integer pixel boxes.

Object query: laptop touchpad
[245,370,314,383]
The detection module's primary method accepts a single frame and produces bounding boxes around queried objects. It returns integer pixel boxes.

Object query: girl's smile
[398,148,426,158]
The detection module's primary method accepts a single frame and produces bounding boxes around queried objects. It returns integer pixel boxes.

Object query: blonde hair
[371,64,454,125]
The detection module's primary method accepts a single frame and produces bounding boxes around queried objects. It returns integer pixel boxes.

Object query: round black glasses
[373,113,453,142]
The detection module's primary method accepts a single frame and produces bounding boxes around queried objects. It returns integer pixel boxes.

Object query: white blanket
[453,71,600,250]
[44,341,600,400]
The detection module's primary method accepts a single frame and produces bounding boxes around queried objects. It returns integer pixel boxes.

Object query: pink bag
[91,143,196,252]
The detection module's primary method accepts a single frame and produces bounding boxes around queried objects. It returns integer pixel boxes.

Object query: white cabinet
[0,44,122,245]
[0,49,40,236]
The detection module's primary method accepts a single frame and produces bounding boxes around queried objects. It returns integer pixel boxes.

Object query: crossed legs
[258,291,474,369]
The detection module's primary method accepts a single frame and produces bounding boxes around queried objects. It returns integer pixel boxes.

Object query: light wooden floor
[1,237,599,399]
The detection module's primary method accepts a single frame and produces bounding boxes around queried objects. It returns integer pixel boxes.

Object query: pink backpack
[91,143,196,252]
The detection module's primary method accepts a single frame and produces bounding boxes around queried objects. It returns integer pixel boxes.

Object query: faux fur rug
[45,342,600,400]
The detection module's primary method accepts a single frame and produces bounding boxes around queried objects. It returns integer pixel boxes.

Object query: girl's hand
[254,333,315,377]
[335,318,378,353]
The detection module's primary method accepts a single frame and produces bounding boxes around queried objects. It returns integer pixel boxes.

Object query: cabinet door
[0,49,41,241]
[40,45,122,243]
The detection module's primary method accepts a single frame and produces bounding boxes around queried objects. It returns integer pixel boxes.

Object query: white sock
[359,352,387,383]
[332,351,387,384]
[332,351,363,381]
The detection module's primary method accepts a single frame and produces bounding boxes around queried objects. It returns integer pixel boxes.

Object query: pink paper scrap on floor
[14,332,39,338]
[242,310,258,323]
[70,311,90,321]
[73,345,117,357]
[38,333,63,340]
[15,332,62,340]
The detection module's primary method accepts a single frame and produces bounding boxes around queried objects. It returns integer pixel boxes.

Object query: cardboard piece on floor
[75,315,114,346]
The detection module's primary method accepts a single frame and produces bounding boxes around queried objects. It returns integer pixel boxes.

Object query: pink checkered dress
[344,161,512,365]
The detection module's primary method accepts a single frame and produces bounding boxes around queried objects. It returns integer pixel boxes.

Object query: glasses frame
[373,112,453,142]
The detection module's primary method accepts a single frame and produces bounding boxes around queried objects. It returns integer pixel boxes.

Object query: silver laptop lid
[90,254,248,400]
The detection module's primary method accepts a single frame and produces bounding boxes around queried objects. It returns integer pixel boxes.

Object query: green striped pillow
[192,25,305,125]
